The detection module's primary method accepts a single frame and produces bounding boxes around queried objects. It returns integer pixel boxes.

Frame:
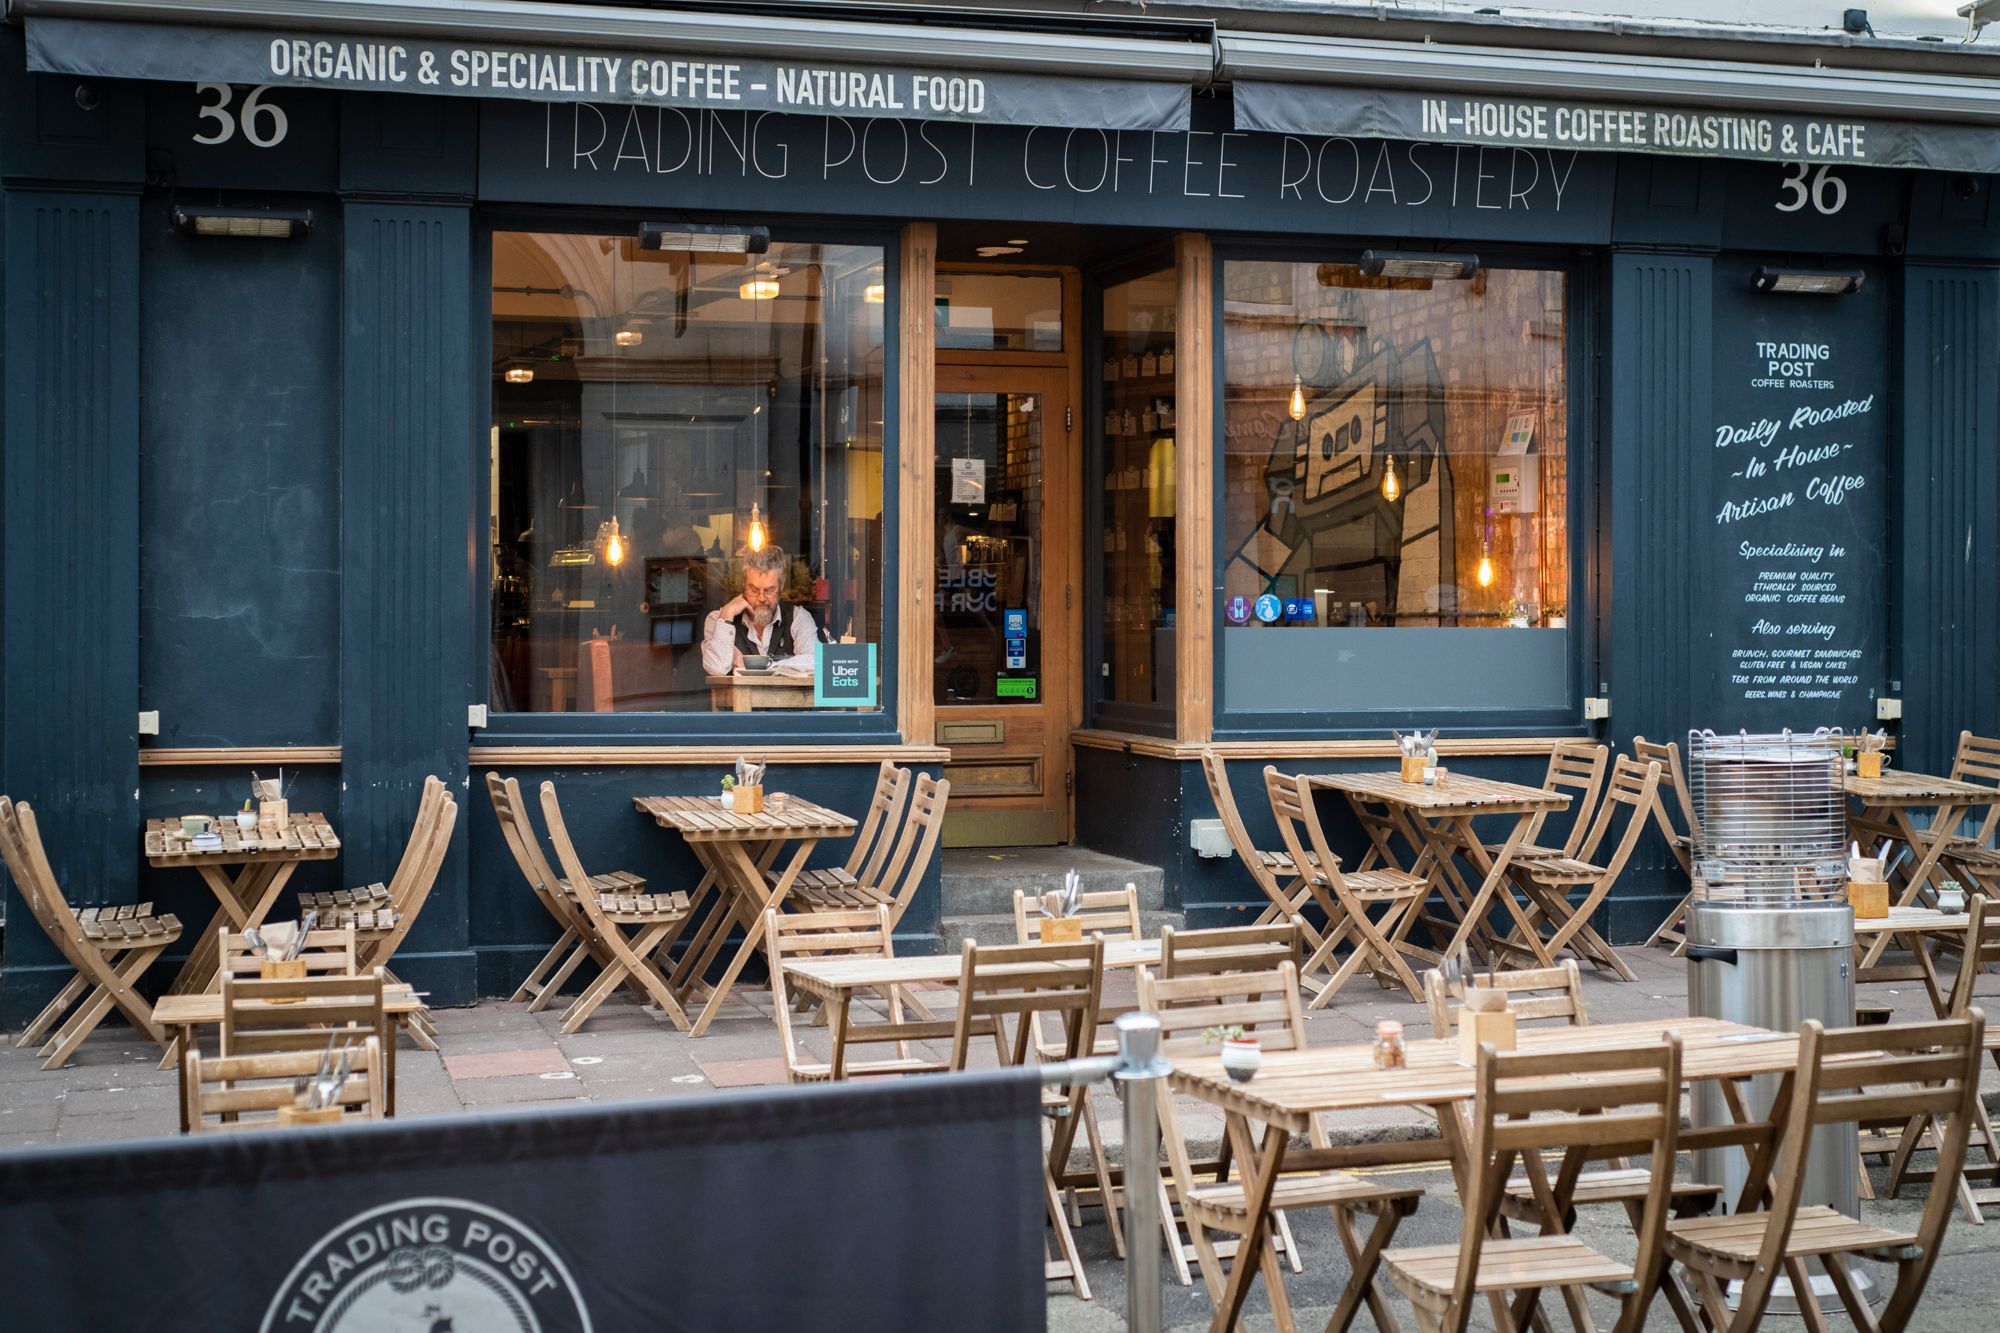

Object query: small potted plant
[1545,601,1567,630]
[720,773,737,811]
[1207,1025,1262,1083]
[1501,598,1533,629]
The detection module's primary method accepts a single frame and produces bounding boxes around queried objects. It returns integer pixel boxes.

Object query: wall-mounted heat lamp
[172,207,312,239]
[637,222,770,254]
[1753,267,1865,295]
[1359,250,1479,280]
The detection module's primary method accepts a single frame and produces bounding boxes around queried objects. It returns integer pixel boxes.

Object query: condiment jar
[1373,1019,1407,1070]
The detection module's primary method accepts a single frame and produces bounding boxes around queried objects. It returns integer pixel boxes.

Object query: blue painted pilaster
[1,189,142,1023]
[341,203,474,1004]
[1897,265,2000,774]
[1606,251,1713,940]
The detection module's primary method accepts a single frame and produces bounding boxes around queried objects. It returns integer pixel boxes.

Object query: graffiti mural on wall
[1229,318,1455,624]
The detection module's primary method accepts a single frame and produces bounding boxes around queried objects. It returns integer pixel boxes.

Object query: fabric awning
[14,0,1214,131]
[1222,31,2000,173]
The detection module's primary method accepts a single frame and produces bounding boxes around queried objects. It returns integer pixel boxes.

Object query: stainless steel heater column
[1682,729,1862,1309]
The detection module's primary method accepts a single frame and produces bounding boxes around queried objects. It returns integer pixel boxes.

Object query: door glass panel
[935,391,1042,704]
[935,273,1064,352]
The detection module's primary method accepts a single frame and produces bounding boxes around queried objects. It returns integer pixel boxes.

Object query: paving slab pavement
[3,939,1998,1328]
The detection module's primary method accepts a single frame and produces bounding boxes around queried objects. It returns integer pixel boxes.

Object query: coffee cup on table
[179,815,211,837]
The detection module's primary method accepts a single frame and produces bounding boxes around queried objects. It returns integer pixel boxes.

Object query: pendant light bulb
[1476,548,1495,589]
[602,517,625,567]
[1288,375,1307,422]
[746,501,767,553]
[1381,454,1401,502]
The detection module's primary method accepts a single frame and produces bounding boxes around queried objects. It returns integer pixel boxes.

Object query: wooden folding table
[144,813,341,996]
[1846,771,2000,967]
[1306,773,1569,969]
[1170,1017,1796,1333]
[634,794,855,1036]
[1853,906,1969,1017]
[155,982,419,1125]
[783,939,1163,1079]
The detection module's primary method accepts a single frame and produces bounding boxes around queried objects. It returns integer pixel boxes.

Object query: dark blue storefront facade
[4,6,1999,1022]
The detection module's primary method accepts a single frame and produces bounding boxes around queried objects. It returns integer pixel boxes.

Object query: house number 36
[1775,162,1847,215]
[192,83,289,148]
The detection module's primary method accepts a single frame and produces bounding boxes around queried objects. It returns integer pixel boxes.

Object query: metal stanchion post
[1114,1012,1172,1333]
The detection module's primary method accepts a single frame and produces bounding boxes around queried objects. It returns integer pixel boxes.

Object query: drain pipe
[1040,1011,1173,1333]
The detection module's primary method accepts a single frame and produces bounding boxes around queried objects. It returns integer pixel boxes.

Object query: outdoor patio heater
[1683,728,1862,1307]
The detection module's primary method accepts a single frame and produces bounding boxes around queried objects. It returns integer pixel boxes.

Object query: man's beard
[749,604,776,629]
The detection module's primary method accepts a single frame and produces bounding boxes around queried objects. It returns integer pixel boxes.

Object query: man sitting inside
[701,545,818,675]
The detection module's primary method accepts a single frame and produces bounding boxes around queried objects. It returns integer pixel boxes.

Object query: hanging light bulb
[601,517,625,567]
[614,327,644,347]
[1476,544,1495,589]
[503,366,534,384]
[1381,454,1401,502]
[740,276,781,301]
[746,501,767,553]
[863,282,886,304]
[1288,375,1307,422]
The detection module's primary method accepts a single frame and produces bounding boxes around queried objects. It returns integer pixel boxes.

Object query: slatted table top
[1171,1017,1786,1131]
[154,983,422,1026]
[1308,770,1570,814]
[1852,907,1972,935]
[1844,770,2000,804]
[144,813,341,865]
[784,938,1163,996]
[633,793,855,840]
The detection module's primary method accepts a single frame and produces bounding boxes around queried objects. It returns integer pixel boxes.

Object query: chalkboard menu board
[1704,259,1888,732]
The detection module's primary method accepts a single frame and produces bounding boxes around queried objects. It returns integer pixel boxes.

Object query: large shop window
[1098,266,1179,721]
[1219,258,1572,721]
[489,232,886,716]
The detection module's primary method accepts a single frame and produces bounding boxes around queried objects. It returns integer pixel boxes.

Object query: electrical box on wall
[1490,410,1540,514]
[1189,819,1233,859]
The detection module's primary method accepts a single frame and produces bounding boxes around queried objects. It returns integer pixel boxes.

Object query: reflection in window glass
[1099,268,1177,709]
[489,233,885,714]
[935,271,1063,352]
[1220,261,1568,632]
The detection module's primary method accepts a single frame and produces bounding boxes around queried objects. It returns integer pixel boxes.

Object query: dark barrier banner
[26,16,1191,131]
[1236,83,2000,175]
[0,1070,1047,1331]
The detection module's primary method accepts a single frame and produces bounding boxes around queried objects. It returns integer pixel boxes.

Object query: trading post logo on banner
[262,1197,592,1333]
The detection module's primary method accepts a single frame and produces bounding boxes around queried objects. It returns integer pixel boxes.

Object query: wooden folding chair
[948,937,1105,1300]
[766,761,911,906]
[487,771,652,1013]
[1198,749,1328,950]
[1014,883,1142,1259]
[762,906,947,1082]
[1158,919,1303,981]
[784,771,949,929]
[219,925,357,979]
[1633,736,1703,950]
[221,969,390,1056]
[1926,733,2000,901]
[1423,961,1718,1322]
[539,780,695,1034]
[1878,899,2000,1220]
[1478,740,1609,864]
[1666,1014,1986,1332]
[1,797,180,1069]
[1265,766,1428,1005]
[296,777,456,1051]
[182,1035,387,1132]
[1384,1033,1684,1333]
[1140,962,1421,1318]
[1500,756,1662,980]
